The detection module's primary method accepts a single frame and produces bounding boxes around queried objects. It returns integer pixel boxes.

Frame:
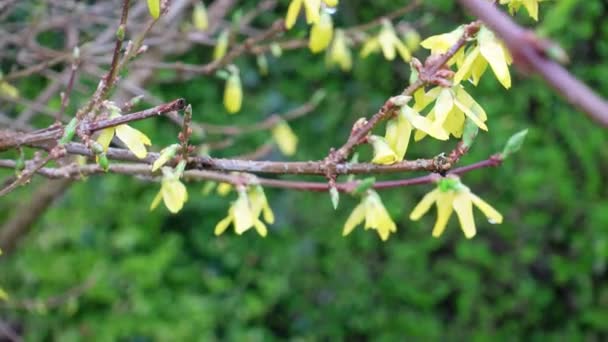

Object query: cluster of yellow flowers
[215,185,275,237]
[363,20,515,167]
[135,0,547,240]
[341,176,503,241]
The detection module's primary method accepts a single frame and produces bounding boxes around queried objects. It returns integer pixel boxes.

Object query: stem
[0,153,503,192]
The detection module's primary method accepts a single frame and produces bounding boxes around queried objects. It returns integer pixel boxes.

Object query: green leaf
[352,177,376,196]
[329,187,339,210]
[59,118,78,145]
[501,129,529,159]
[462,118,479,148]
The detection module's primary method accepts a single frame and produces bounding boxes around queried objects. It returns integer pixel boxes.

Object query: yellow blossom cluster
[215,185,275,237]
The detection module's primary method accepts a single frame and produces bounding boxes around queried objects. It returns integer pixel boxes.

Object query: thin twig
[0,153,503,192]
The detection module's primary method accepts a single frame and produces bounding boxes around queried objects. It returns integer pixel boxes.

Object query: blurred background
[1,0,607,340]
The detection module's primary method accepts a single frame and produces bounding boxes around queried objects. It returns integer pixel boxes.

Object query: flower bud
[223,71,242,114]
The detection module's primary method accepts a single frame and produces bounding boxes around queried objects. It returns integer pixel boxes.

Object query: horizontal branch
[24,141,452,175]
[0,99,186,151]
[0,153,502,192]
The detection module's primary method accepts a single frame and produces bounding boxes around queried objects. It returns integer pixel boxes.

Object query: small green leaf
[115,24,125,41]
[462,118,479,148]
[352,177,376,196]
[311,89,327,106]
[329,187,340,210]
[98,153,109,171]
[215,70,230,80]
[409,68,419,84]
[501,129,529,159]
[59,118,78,145]
[14,148,25,172]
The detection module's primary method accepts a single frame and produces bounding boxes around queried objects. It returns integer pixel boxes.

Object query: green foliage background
[1,0,608,340]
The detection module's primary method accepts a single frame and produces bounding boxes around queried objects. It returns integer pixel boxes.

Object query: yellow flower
[147,0,160,19]
[412,85,488,141]
[272,120,298,156]
[454,26,512,89]
[249,185,275,225]
[309,12,334,53]
[403,29,421,52]
[420,26,466,66]
[343,190,397,241]
[214,29,229,61]
[420,27,464,54]
[150,166,189,214]
[214,186,274,237]
[409,177,503,239]
[361,20,411,62]
[96,112,151,159]
[285,0,321,29]
[217,182,233,196]
[369,135,398,165]
[322,0,338,6]
[224,70,242,114]
[326,29,352,71]
[381,102,450,161]
[500,0,543,21]
[0,79,18,98]
[192,1,208,30]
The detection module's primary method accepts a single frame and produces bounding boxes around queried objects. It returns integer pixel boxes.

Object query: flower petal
[272,121,298,156]
[360,38,380,58]
[253,219,268,237]
[394,39,411,62]
[162,179,187,213]
[115,125,150,159]
[149,190,163,211]
[96,127,115,151]
[432,192,454,237]
[453,46,481,85]
[308,12,333,53]
[401,106,449,141]
[285,0,303,29]
[469,192,503,224]
[394,114,413,160]
[452,192,476,238]
[224,73,242,114]
[303,0,320,25]
[343,202,365,236]
[523,0,539,20]
[214,215,233,236]
[434,88,454,126]
[410,188,440,220]
[453,97,488,131]
[233,192,254,234]
[479,27,511,89]
[455,86,487,121]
